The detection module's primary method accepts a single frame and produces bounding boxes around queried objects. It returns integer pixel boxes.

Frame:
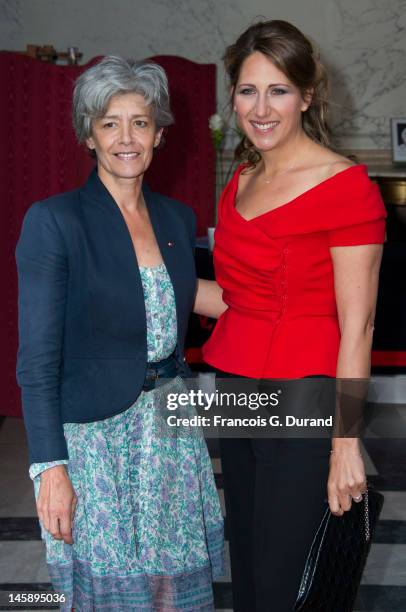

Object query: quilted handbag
[295,487,384,611]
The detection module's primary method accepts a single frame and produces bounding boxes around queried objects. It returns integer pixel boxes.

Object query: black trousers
[220,436,331,612]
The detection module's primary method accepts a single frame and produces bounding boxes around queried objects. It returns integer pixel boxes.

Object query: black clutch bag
[295,487,384,612]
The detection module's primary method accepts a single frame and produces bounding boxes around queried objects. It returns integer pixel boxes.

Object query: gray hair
[72,55,174,142]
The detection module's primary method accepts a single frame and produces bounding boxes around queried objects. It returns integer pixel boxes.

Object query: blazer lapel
[80,170,147,351]
[80,171,189,357]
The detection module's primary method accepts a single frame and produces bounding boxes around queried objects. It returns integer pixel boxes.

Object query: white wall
[1,0,405,149]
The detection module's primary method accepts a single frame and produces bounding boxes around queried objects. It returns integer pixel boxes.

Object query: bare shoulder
[324,153,356,175]
[307,146,357,182]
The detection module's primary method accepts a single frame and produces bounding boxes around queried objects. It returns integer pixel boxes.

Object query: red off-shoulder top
[202,164,387,378]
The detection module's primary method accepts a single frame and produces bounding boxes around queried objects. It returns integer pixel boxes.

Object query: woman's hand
[37,465,77,544]
[327,439,367,516]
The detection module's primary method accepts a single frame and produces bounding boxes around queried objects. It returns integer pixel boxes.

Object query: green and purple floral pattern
[32,264,224,610]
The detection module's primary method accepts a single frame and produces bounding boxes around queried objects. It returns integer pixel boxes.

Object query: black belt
[142,353,178,391]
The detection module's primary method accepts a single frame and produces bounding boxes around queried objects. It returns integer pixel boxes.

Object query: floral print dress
[31,264,224,611]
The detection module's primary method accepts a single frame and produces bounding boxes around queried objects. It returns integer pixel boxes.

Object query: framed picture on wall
[391,118,406,163]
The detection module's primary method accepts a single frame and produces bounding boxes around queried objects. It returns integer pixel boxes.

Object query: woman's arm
[16,202,77,543]
[328,243,383,516]
[16,203,69,463]
[193,279,228,319]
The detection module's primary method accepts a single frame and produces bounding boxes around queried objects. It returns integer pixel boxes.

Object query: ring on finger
[353,494,363,502]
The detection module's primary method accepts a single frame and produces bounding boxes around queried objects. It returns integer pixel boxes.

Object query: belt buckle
[143,368,159,392]
[146,367,159,382]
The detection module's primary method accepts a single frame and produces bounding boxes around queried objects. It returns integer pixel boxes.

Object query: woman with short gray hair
[72,56,174,144]
[16,55,223,611]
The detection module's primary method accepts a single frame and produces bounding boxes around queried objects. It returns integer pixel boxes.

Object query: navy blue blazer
[16,170,197,464]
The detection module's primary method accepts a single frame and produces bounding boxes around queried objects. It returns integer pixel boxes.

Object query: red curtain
[146,55,216,235]
[0,52,215,417]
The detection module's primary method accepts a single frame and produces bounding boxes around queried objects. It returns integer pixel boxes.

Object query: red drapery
[0,52,215,417]
[145,55,216,235]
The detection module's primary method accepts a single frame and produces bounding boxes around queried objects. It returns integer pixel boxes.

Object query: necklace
[261,144,312,184]
[262,160,298,184]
